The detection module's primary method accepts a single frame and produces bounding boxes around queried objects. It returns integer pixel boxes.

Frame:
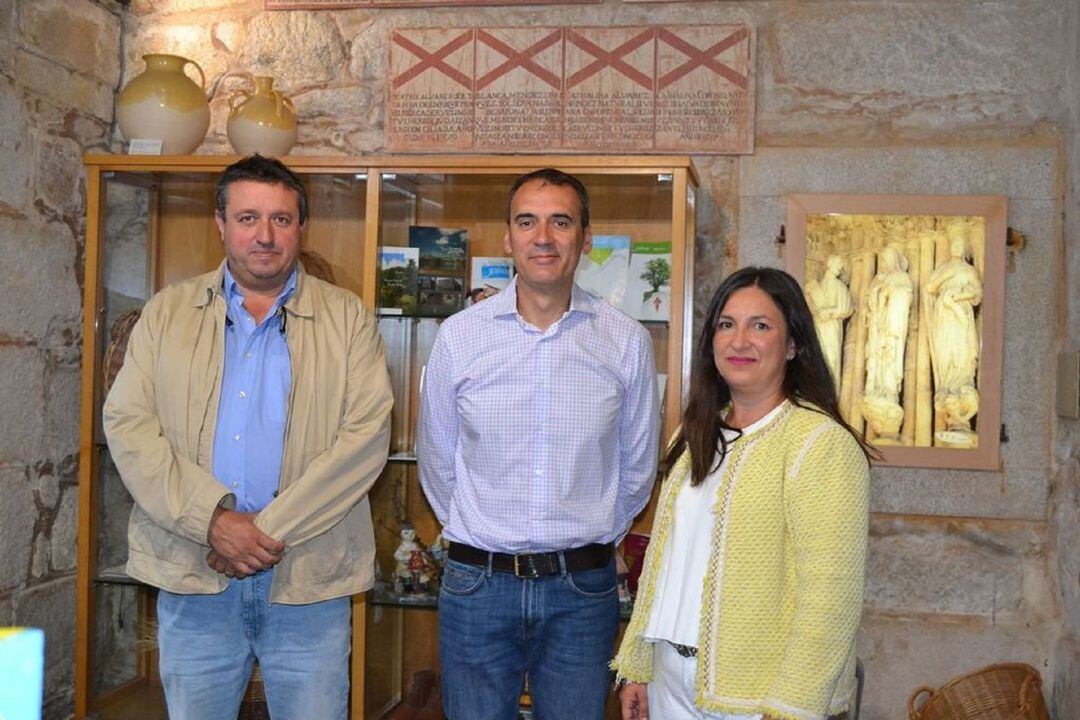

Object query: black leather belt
[447,542,612,579]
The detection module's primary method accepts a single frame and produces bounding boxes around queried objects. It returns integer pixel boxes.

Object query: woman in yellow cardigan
[614,267,873,720]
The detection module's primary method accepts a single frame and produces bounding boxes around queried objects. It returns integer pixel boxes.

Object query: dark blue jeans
[438,556,619,720]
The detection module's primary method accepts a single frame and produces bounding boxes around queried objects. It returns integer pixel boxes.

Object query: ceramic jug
[226,76,298,157]
[117,54,210,155]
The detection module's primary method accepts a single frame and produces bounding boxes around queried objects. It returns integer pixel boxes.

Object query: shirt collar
[487,276,600,323]
[222,264,298,316]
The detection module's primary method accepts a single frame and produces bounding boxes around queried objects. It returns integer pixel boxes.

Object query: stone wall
[10,0,1074,718]
[1052,1,1080,719]
[0,0,123,717]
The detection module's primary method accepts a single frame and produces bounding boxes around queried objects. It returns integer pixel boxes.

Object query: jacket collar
[195,260,314,318]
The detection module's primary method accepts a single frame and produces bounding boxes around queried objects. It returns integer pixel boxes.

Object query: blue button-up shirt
[212,265,296,512]
[417,278,660,553]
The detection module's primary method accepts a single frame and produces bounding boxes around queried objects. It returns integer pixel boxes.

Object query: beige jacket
[103,262,393,604]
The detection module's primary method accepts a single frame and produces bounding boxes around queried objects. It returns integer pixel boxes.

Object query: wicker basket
[908,662,1049,720]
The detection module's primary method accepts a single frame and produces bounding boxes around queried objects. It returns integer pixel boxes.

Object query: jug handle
[230,90,252,113]
[269,91,296,118]
[184,58,207,91]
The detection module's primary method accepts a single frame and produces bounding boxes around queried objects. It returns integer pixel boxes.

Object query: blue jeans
[438,557,619,720]
[156,569,351,720]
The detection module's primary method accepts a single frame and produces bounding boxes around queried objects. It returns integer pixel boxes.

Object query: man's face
[215,180,302,294]
[503,179,592,294]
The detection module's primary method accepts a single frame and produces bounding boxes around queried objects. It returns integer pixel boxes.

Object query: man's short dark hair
[505,168,590,228]
[216,154,308,225]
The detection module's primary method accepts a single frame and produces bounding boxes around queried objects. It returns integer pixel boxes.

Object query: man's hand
[206,548,249,579]
[207,506,285,577]
[620,682,649,720]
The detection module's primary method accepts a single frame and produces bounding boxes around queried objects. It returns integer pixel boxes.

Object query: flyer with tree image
[623,242,672,321]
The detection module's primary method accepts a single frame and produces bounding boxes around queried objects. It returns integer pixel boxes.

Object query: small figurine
[393,523,438,596]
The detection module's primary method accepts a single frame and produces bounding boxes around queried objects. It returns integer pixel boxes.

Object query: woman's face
[712,285,794,403]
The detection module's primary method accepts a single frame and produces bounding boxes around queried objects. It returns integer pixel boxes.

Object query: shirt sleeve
[254,306,393,547]
[416,325,458,525]
[102,304,233,546]
[614,328,661,538]
[766,423,869,716]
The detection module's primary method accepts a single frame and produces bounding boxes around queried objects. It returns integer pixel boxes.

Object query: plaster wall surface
[7,0,1076,718]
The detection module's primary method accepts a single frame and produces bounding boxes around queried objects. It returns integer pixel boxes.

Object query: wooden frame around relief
[785,194,1006,470]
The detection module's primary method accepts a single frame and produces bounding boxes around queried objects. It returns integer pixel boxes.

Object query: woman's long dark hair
[665,266,876,486]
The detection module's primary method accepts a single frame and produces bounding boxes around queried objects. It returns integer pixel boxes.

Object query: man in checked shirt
[417,168,661,719]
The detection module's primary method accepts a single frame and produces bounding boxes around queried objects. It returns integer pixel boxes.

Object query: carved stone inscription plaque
[388,25,754,153]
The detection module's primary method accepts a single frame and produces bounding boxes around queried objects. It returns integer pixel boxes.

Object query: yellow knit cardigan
[612,402,870,720]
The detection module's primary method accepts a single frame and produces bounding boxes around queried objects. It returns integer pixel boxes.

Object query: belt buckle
[513,553,541,579]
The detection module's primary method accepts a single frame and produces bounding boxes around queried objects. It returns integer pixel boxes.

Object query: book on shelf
[377,247,419,315]
[623,241,672,321]
[574,234,630,308]
[409,226,468,316]
[470,256,514,304]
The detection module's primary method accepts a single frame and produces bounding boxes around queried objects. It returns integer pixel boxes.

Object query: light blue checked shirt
[417,278,660,553]
[212,265,296,513]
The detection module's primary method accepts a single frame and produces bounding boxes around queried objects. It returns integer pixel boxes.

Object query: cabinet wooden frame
[75,154,698,719]
[784,193,1006,471]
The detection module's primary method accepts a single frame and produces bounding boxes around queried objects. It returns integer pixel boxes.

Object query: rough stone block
[294,85,373,122]
[240,12,344,87]
[739,146,1058,200]
[0,464,34,591]
[0,217,80,342]
[0,349,45,464]
[0,593,12,625]
[35,135,84,220]
[15,49,114,123]
[14,576,76,701]
[49,487,78,573]
[866,517,1046,618]
[858,613,1056,720]
[0,75,32,211]
[17,0,121,86]
[764,4,1066,133]
[43,361,82,464]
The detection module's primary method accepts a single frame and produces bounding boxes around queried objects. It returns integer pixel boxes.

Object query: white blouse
[643,401,788,646]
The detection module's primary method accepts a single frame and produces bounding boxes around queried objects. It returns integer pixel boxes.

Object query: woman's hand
[620,682,649,719]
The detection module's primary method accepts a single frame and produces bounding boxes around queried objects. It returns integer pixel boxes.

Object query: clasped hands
[205,505,285,579]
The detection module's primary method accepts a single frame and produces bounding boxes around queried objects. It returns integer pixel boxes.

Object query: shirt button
[245,352,253,359]
[233,433,241,441]
[232,482,238,488]
[238,391,247,398]
[534,468,542,475]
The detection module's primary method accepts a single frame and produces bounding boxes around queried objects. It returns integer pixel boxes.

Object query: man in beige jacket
[104,155,392,719]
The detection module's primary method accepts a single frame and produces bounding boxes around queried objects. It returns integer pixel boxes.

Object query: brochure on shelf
[623,241,672,321]
[575,234,630,308]
[470,256,514,303]
[409,226,468,316]
[378,247,419,315]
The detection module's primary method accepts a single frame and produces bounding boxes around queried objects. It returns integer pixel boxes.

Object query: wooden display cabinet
[76,155,698,719]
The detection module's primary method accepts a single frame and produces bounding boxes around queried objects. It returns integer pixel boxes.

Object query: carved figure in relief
[862,244,914,442]
[805,254,853,389]
[923,223,983,446]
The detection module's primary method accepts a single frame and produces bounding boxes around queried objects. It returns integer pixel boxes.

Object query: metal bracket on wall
[776,224,786,245]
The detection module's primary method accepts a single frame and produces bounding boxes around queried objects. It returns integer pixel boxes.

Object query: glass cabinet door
[364,165,692,719]
[81,166,369,719]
